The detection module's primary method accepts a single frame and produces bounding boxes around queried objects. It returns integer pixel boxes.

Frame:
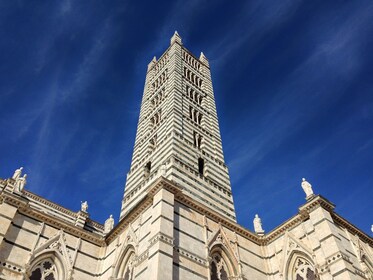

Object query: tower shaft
[120,32,236,221]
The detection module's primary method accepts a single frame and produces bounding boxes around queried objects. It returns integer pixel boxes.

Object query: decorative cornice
[0,187,106,246]
[106,195,152,244]
[23,190,78,218]
[174,246,208,266]
[149,232,174,247]
[20,206,105,246]
[332,212,373,246]
[298,195,335,214]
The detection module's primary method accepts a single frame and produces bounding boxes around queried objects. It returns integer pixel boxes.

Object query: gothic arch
[112,225,139,279]
[27,251,68,280]
[285,251,318,280]
[208,226,240,279]
[209,245,238,280]
[113,245,136,280]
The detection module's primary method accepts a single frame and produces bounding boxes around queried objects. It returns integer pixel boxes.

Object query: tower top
[171,31,182,45]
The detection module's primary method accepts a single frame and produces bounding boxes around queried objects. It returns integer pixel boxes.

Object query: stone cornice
[264,214,305,244]
[265,196,335,243]
[298,195,335,214]
[19,207,105,246]
[105,194,153,244]
[23,189,78,218]
[0,191,105,246]
[332,212,373,246]
[106,177,181,244]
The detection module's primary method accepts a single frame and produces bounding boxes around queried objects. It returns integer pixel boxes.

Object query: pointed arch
[27,251,68,280]
[113,245,136,280]
[209,245,238,280]
[208,226,240,279]
[27,230,72,279]
[112,225,139,279]
[285,251,318,280]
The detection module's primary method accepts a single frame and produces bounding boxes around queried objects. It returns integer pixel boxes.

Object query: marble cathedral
[0,32,372,280]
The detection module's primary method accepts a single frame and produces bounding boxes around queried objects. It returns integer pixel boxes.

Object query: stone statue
[12,167,23,180]
[253,214,264,235]
[104,214,114,234]
[15,174,27,192]
[159,164,167,176]
[301,178,314,199]
[81,201,88,212]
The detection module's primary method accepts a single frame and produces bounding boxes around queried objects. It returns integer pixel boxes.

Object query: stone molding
[148,232,174,247]
[174,246,208,266]
[332,212,373,246]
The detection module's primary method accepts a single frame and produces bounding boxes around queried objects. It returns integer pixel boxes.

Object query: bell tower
[120,32,236,222]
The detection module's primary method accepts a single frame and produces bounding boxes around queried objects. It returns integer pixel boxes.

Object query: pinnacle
[170,31,182,45]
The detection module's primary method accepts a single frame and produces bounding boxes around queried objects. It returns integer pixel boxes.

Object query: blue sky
[0,1,372,235]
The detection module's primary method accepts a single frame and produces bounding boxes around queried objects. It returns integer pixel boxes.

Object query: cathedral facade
[0,32,372,280]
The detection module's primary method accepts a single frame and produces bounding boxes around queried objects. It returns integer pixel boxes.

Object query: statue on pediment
[12,167,23,180]
[104,214,114,234]
[301,178,314,199]
[81,201,88,212]
[15,174,27,192]
[253,214,264,235]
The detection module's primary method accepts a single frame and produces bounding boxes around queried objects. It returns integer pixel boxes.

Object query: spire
[199,52,209,67]
[170,31,182,45]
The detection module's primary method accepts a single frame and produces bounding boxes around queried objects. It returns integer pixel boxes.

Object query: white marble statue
[104,214,114,234]
[15,174,27,192]
[301,178,314,199]
[253,214,264,234]
[159,164,167,176]
[81,201,88,212]
[12,167,23,180]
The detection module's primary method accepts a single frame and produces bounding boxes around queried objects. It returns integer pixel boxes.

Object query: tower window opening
[145,161,151,177]
[194,131,202,149]
[198,158,204,175]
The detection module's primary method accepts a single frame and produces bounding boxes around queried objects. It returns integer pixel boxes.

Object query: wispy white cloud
[226,3,372,183]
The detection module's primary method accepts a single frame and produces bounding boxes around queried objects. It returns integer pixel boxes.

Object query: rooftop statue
[301,178,314,199]
[81,201,88,212]
[253,214,264,235]
[15,174,27,192]
[12,167,23,180]
[104,215,114,234]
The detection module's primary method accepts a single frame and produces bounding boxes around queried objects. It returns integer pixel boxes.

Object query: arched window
[288,255,318,280]
[30,258,58,280]
[117,250,136,280]
[210,251,233,280]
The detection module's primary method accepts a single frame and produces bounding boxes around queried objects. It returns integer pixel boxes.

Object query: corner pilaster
[147,187,175,279]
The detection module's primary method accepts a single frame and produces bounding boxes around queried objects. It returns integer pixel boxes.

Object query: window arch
[27,253,67,280]
[287,254,318,280]
[210,253,230,280]
[115,247,136,280]
[30,258,58,280]
[209,246,237,280]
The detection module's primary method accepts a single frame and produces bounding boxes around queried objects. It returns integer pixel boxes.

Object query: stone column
[147,187,174,279]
